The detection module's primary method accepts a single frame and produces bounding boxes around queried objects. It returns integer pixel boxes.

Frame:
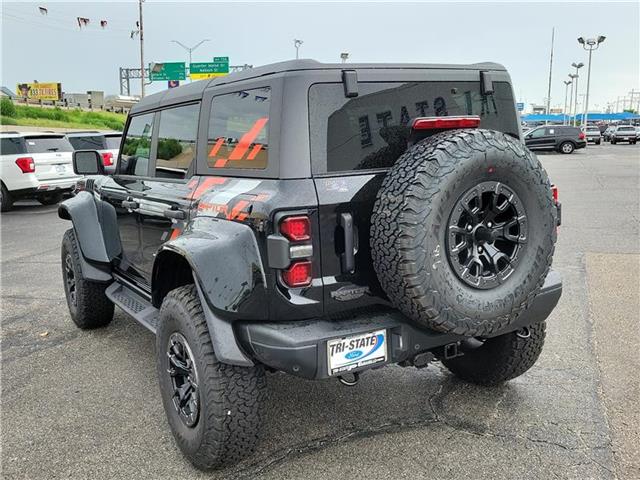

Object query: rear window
[68,135,106,150]
[24,136,73,154]
[1,137,25,155]
[206,87,270,170]
[618,126,635,132]
[104,135,122,150]
[309,81,518,173]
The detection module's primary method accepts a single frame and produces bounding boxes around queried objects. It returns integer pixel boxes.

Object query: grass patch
[1,100,126,131]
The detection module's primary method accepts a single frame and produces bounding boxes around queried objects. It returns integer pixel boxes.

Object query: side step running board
[105,282,160,334]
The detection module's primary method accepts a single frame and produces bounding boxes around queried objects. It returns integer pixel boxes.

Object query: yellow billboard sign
[16,82,62,101]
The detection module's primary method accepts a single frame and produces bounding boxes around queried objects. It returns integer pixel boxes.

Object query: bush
[1,98,17,117]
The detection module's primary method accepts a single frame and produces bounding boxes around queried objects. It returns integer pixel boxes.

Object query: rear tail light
[282,261,312,288]
[101,152,114,166]
[551,185,559,203]
[578,132,586,140]
[280,216,311,242]
[412,116,481,130]
[15,157,35,173]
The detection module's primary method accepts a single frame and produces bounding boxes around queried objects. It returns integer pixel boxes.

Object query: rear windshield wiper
[47,148,60,151]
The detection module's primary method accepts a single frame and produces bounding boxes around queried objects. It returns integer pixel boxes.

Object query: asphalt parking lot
[1,144,639,480]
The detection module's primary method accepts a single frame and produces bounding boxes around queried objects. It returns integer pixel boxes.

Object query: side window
[155,103,200,179]
[530,128,546,138]
[546,128,555,135]
[207,87,270,169]
[1,137,25,155]
[119,112,154,176]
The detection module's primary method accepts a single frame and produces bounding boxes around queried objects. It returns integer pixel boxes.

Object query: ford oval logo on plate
[345,350,363,360]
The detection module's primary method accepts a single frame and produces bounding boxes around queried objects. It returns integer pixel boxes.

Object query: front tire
[61,229,114,329]
[559,141,575,154]
[441,322,546,386]
[156,285,266,470]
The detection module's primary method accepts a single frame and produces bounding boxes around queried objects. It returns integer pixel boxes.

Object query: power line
[1,7,134,33]
[2,5,135,28]
[1,12,133,37]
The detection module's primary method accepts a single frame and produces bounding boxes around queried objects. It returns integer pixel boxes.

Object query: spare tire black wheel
[371,129,557,336]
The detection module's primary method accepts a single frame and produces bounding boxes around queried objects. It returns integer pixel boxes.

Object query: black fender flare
[153,217,268,366]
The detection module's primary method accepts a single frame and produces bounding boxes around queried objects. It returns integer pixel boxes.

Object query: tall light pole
[171,39,211,81]
[571,62,584,126]
[545,27,555,116]
[568,73,578,125]
[578,35,605,127]
[563,80,572,125]
[139,0,145,97]
[294,39,303,59]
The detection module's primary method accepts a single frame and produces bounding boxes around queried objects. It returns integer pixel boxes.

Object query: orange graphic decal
[214,158,228,168]
[228,118,268,160]
[169,228,182,240]
[246,143,263,160]
[192,177,227,199]
[208,137,225,157]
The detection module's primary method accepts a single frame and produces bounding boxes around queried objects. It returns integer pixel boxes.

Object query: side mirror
[73,150,104,175]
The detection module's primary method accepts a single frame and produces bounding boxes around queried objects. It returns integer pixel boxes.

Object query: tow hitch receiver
[443,342,463,360]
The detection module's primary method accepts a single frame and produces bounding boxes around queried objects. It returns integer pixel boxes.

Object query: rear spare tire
[371,129,557,336]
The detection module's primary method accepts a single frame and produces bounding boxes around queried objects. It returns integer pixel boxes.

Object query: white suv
[0,132,80,212]
[65,131,122,173]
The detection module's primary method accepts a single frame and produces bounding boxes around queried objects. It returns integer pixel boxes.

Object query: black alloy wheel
[447,181,528,289]
[166,332,200,428]
[63,253,77,307]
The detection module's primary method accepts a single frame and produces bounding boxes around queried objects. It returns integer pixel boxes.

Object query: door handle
[340,212,355,273]
[164,208,186,220]
[122,199,139,209]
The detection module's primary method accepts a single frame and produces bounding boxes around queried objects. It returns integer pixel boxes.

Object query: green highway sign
[190,59,230,79]
[149,62,186,81]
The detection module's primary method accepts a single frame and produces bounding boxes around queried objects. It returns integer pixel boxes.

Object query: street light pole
[578,35,605,128]
[139,0,145,97]
[563,80,572,125]
[545,27,555,116]
[571,62,584,126]
[171,39,211,82]
[294,39,303,59]
[568,73,577,125]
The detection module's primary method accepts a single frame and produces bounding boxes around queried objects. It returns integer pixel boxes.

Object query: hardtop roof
[131,59,507,114]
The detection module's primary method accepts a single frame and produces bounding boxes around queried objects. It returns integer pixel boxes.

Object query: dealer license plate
[55,164,66,173]
[327,329,387,376]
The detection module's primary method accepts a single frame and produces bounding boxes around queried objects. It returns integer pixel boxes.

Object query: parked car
[610,125,637,144]
[583,126,602,144]
[603,126,615,142]
[66,131,122,172]
[1,132,80,212]
[59,59,562,470]
[524,125,586,153]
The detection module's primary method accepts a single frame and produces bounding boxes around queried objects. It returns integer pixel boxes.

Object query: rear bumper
[237,270,563,379]
[576,140,587,149]
[7,175,79,197]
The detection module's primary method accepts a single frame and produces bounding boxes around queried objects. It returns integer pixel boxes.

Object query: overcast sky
[1,1,639,111]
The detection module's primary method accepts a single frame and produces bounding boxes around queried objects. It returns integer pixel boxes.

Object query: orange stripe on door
[214,158,228,168]
[228,118,268,160]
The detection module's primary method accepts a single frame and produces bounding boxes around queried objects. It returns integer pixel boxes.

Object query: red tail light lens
[101,152,114,166]
[578,132,586,140]
[551,185,559,203]
[412,116,481,130]
[282,261,312,288]
[15,157,35,173]
[280,216,311,242]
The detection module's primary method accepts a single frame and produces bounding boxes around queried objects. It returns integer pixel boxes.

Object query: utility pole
[139,0,145,97]
[629,89,639,112]
[563,80,572,125]
[546,27,555,117]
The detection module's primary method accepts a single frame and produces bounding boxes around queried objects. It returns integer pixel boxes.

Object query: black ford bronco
[59,60,562,470]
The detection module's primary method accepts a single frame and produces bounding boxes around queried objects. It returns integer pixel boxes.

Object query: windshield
[68,136,106,150]
[618,126,635,132]
[24,136,73,154]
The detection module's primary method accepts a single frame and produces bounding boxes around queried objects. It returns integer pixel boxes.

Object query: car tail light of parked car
[15,157,35,173]
[101,152,114,167]
[578,132,586,140]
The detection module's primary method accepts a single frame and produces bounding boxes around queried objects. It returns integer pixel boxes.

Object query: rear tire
[441,322,546,386]
[156,285,266,470]
[1,183,13,212]
[559,141,574,154]
[611,138,616,145]
[61,229,114,329]
[595,140,601,145]
[38,191,63,205]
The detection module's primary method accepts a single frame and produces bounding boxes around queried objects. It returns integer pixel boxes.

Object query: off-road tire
[1,182,13,212]
[61,228,114,329]
[371,129,556,336]
[559,141,574,154]
[441,321,546,385]
[156,285,266,471]
[38,191,63,205]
